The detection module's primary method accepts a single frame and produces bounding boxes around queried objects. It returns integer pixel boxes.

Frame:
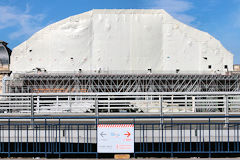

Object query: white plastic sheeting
[10,9,233,73]
[36,102,94,114]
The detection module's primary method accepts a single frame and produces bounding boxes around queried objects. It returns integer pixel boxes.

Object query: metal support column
[95,95,98,117]
[225,95,229,125]
[31,95,34,125]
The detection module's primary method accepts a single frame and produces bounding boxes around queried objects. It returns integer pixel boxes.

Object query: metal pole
[171,118,173,157]
[31,95,34,125]
[108,96,110,113]
[95,95,99,158]
[8,118,10,158]
[45,119,47,158]
[192,96,196,112]
[37,96,40,113]
[96,117,98,158]
[95,95,98,117]
[59,118,61,158]
[133,118,136,158]
[160,96,163,125]
[68,96,72,113]
[225,95,229,125]
[208,118,211,158]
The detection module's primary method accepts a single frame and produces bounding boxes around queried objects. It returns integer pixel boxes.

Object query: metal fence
[0,115,240,158]
[0,92,240,116]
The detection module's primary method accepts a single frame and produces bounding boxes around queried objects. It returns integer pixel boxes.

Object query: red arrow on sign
[124,131,131,137]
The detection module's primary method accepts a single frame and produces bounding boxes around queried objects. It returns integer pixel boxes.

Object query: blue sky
[0,0,240,64]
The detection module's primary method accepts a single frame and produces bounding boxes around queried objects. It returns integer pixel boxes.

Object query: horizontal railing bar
[2,91,240,96]
[0,115,239,119]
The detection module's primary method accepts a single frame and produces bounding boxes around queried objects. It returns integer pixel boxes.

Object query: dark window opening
[176,69,180,73]
[208,65,212,69]
[148,68,152,73]
[224,65,228,69]
[98,68,101,73]
[203,57,207,60]
[70,57,73,60]
[29,50,32,52]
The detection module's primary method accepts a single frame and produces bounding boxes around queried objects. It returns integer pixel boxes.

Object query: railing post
[192,96,196,112]
[45,118,47,158]
[56,96,59,109]
[95,95,98,117]
[160,96,163,125]
[96,114,98,158]
[171,118,173,157]
[160,96,163,116]
[31,95,34,116]
[8,118,10,158]
[133,118,136,158]
[68,96,72,113]
[31,95,34,126]
[208,118,211,158]
[108,96,110,113]
[225,95,229,125]
[95,95,99,158]
[185,95,187,112]
[58,118,61,158]
[36,96,40,113]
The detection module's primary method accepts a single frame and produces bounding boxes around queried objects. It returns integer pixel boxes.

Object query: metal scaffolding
[4,73,240,93]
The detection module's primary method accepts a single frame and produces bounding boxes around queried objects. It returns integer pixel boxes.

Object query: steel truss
[5,73,240,93]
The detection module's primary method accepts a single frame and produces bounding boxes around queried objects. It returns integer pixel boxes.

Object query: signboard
[97,124,134,153]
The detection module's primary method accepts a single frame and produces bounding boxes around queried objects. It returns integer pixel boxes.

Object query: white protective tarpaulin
[10,9,233,74]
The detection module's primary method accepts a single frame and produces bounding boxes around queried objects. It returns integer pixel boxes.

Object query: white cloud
[149,0,195,24]
[0,5,45,39]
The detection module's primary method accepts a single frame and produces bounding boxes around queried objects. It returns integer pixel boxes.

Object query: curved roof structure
[10,9,233,74]
[0,40,11,66]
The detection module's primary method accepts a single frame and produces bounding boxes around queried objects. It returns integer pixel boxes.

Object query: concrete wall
[10,9,233,74]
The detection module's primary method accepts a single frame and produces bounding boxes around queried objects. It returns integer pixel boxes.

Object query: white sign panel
[97,124,134,153]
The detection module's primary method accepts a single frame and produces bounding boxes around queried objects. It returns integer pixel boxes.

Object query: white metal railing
[0,92,239,115]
